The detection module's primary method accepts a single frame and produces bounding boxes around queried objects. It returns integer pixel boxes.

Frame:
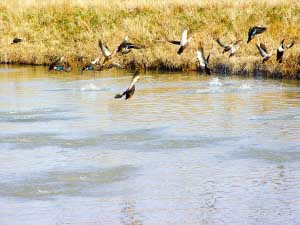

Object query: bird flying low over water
[99,40,113,62]
[277,39,294,63]
[168,29,192,55]
[11,37,23,44]
[216,38,242,57]
[196,47,211,75]
[247,26,267,43]
[115,71,140,100]
[115,36,145,54]
[256,43,273,63]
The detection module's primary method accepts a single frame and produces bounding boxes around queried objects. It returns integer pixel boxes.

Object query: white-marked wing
[128,72,140,90]
[180,29,188,46]
[256,43,268,58]
[99,40,112,58]
[197,48,206,67]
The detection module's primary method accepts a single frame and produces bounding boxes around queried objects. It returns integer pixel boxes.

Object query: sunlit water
[0,65,300,225]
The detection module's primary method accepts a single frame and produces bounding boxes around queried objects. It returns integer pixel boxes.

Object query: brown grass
[0,0,300,78]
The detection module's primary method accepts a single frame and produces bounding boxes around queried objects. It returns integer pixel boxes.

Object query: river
[0,65,300,225]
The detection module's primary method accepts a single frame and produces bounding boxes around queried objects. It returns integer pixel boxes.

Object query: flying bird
[216,38,242,57]
[256,43,273,63]
[277,39,294,63]
[99,40,113,63]
[167,29,192,55]
[11,37,23,44]
[115,36,145,54]
[247,26,267,43]
[196,47,211,75]
[115,71,140,100]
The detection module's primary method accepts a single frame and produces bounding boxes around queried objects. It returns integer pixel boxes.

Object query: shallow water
[0,65,300,225]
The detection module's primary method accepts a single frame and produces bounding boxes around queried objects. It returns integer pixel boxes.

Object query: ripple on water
[0,108,80,123]
[0,165,136,198]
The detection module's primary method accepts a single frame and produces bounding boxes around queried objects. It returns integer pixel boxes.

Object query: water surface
[0,65,300,225]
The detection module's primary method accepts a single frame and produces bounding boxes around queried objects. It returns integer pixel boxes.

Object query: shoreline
[1,61,299,80]
[1,0,300,79]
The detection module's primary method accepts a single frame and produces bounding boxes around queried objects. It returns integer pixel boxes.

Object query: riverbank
[0,0,300,78]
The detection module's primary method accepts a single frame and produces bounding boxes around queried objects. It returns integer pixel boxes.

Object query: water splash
[209,77,223,87]
[239,83,252,90]
[80,83,100,91]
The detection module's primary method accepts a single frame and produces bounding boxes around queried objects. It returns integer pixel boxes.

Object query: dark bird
[277,39,294,63]
[11,37,23,44]
[247,26,267,43]
[216,38,242,57]
[99,40,113,63]
[196,47,211,75]
[167,29,192,55]
[115,36,145,54]
[48,56,65,71]
[256,43,273,63]
[115,71,140,100]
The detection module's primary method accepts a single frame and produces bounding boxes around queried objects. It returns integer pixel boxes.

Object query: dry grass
[0,0,300,78]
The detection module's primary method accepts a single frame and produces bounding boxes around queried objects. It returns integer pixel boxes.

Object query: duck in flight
[99,40,113,63]
[167,29,192,55]
[216,38,242,57]
[115,36,145,54]
[196,47,211,75]
[11,37,23,44]
[256,43,273,63]
[247,26,267,43]
[115,71,140,100]
[277,39,294,63]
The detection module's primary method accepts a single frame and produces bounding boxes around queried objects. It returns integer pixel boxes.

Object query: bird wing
[216,38,228,48]
[114,93,124,99]
[180,29,188,46]
[115,41,126,53]
[128,72,140,90]
[99,40,112,58]
[256,43,268,58]
[206,53,210,64]
[167,40,181,45]
[124,42,144,49]
[260,43,268,54]
[197,48,206,67]
[286,41,294,49]
[247,27,254,42]
[254,26,267,35]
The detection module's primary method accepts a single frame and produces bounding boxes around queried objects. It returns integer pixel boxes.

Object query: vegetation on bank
[0,0,300,78]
